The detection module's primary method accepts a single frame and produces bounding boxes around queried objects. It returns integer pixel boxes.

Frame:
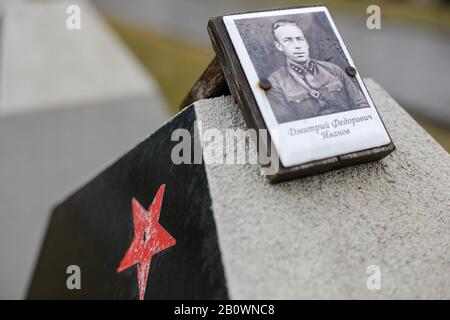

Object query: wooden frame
[182,6,395,183]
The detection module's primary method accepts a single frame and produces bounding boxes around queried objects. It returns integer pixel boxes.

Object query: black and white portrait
[232,10,371,123]
[223,7,391,167]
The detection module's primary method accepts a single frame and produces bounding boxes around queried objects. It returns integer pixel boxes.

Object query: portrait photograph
[222,7,391,168]
[227,7,372,124]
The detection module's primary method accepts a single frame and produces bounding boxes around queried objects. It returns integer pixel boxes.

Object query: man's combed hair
[272,19,302,41]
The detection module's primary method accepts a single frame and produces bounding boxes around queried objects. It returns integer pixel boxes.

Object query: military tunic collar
[289,59,316,76]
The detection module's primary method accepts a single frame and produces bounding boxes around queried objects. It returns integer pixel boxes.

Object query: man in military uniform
[266,19,370,123]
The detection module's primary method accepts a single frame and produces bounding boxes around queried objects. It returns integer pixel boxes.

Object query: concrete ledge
[195,79,450,299]
[0,0,161,115]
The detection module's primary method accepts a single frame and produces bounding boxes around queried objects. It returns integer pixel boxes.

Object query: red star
[117,184,176,300]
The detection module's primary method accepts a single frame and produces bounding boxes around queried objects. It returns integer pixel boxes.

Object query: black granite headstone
[27,106,228,299]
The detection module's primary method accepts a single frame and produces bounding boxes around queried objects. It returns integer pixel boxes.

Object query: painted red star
[117,184,176,300]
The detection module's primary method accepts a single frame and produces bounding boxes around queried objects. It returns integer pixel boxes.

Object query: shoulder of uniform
[268,66,288,84]
[313,59,344,74]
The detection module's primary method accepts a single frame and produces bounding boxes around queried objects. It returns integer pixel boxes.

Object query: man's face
[274,25,309,64]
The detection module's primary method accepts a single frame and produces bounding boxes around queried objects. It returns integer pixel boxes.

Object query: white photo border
[223,6,391,167]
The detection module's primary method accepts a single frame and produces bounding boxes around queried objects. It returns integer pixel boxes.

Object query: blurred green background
[95,0,450,151]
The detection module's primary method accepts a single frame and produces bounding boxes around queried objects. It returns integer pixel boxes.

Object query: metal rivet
[346,66,357,77]
[259,78,272,91]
